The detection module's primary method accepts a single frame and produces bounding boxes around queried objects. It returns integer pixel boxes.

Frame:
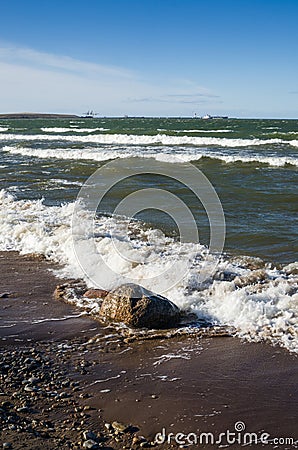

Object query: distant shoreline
[0,113,79,119]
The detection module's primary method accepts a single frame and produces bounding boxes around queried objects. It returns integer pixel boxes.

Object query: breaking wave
[0,189,297,353]
[0,132,289,147]
[3,145,298,167]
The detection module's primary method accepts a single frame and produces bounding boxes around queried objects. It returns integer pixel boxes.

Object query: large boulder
[99,283,181,329]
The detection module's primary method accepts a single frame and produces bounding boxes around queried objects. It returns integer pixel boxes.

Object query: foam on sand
[0,189,297,353]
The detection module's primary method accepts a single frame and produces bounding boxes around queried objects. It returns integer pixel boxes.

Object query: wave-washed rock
[54,281,181,329]
[99,283,181,329]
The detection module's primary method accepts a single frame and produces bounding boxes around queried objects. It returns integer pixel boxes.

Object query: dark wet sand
[0,252,297,449]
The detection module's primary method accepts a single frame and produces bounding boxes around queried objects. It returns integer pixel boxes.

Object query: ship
[201,114,229,120]
[81,110,98,118]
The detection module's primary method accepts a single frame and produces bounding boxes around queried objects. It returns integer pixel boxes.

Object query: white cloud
[0,43,220,116]
[0,45,134,79]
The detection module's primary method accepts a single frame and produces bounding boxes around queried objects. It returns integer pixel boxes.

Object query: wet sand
[0,252,297,449]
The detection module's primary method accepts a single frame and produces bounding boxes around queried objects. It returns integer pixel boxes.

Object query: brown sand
[0,252,297,449]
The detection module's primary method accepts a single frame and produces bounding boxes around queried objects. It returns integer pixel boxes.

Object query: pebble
[16,406,29,413]
[82,440,99,449]
[28,376,39,384]
[112,421,128,432]
[24,385,35,392]
[1,401,11,409]
[3,444,12,449]
[82,430,98,441]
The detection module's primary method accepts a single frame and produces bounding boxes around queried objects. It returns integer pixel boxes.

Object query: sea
[0,117,297,352]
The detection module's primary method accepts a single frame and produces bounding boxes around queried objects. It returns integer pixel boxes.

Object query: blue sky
[0,0,297,118]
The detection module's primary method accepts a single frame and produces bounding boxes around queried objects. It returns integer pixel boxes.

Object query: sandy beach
[0,252,297,449]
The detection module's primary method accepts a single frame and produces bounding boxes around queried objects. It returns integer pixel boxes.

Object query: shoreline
[0,113,79,119]
[0,251,297,449]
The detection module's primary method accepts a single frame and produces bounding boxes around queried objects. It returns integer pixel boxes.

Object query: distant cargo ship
[82,110,98,118]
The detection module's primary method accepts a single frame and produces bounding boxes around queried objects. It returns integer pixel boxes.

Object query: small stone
[0,292,12,298]
[82,431,98,441]
[83,289,108,299]
[3,444,12,449]
[151,394,158,399]
[24,385,34,392]
[82,440,99,449]
[133,436,146,445]
[112,421,128,432]
[28,376,39,384]
[1,401,12,409]
[17,406,29,413]
[104,423,111,431]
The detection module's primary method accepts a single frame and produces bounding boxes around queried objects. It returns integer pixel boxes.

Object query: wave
[40,127,109,133]
[0,127,9,132]
[0,132,288,147]
[289,139,298,147]
[0,189,297,353]
[157,129,233,133]
[3,145,298,167]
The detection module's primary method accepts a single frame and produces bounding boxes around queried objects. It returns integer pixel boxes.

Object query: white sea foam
[0,132,285,147]
[0,189,297,353]
[0,127,9,132]
[174,129,233,133]
[3,145,298,167]
[289,139,298,147]
[40,127,109,133]
[158,129,233,133]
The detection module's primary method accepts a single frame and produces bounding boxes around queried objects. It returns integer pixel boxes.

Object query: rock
[1,401,12,409]
[3,444,12,449]
[99,283,180,329]
[24,385,36,392]
[17,406,29,413]
[234,269,267,288]
[83,289,108,299]
[82,431,98,441]
[28,376,39,384]
[82,440,99,449]
[54,280,87,301]
[132,436,147,446]
[111,421,128,432]
[0,292,13,298]
[24,253,46,261]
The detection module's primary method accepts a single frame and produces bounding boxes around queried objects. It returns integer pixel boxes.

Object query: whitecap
[0,189,297,353]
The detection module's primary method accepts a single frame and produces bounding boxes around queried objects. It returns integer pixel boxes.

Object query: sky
[0,0,297,118]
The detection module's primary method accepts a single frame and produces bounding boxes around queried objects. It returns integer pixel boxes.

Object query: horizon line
[0,112,298,120]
